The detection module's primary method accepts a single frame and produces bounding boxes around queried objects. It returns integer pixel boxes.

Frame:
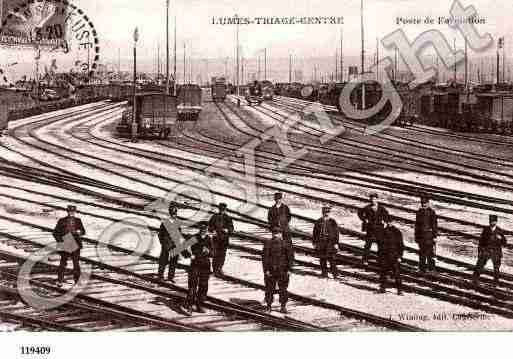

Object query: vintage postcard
[0,0,512,355]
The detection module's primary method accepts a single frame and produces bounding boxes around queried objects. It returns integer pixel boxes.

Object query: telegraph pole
[257,55,261,80]
[174,16,177,93]
[132,27,139,142]
[264,48,267,80]
[360,0,365,109]
[340,27,344,82]
[183,42,186,84]
[236,15,239,96]
[166,0,170,94]
[454,38,457,82]
[289,53,292,83]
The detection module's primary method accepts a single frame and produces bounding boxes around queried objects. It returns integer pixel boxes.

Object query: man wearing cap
[415,196,438,272]
[267,193,292,233]
[262,228,294,313]
[358,193,389,264]
[313,207,340,278]
[473,215,507,286]
[379,216,404,295]
[185,221,214,313]
[52,205,86,285]
[208,203,234,276]
[157,203,182,282]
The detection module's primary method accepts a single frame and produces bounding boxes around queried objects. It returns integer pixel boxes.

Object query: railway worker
[358,193,389,264]
[415,195,438,273]
[473,215,507,286]
[379,216,404,295]
[52,205,86,286]
[157,203,182,282]
[267,192,292,233]
[312,207,339,278]
[208,203,234,276]
[185,221,213,313]
[262,228,295,314]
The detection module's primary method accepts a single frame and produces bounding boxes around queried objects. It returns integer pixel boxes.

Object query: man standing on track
[157,203,181,282]
[473,215,507,286]
[53,205,85,286]
[415,195,438,273]
[379,216,404,295]
[313,207,339,278]
[208,203,234,276]
[262,228,294,314]
[185,222,213,313]
[358,193,389,264]
[267,192,291,234]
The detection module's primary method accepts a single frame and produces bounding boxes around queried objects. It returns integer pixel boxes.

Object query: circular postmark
[0,0,100,87]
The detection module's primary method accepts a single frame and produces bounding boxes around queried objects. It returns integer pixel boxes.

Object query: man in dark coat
[415,196,438,272]
[358,193,389,264]
[379,216,404,295]
[157,203,182,282]
[313,207,340,278]
[262,228,294,314]
[473,215,507,286]
[53,205,85,286]
[267,192,291,232]
[185,222,213,313]
[208,203,234,276]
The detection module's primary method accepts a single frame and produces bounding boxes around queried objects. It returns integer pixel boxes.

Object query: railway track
[239,96,513,192]
[271,96,513,164]
[0,251,198,332]
[3,102,512,330]
[0,106,417,331]
[0,177,513,323]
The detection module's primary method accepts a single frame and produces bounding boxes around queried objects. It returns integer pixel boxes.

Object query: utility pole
[335,49,338,82]
[118,48,121,79]
[183,42,186,84]
[454,38,457,82]
[157,44,160,83]
[340,27,344,82]
[236,15,239,96]
[166,0,170,94]
[257,55,261,81]
[289,53,292,83]
[464,38,468,89]
[264,48,267,80]
[173,16,177,93]
[360,0,366,110]
[376,37,379,82]
[132,27,139,141]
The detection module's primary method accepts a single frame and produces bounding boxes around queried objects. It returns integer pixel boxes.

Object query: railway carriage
[116,92,178,139]
[177,84,202,121]
[212,77,227,102]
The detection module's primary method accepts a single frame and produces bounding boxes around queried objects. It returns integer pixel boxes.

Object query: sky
[1,0,513,82]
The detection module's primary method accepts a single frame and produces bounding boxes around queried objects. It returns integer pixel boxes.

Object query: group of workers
[52,191,508,314]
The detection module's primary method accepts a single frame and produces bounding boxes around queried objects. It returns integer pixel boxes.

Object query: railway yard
[1,90,513,332]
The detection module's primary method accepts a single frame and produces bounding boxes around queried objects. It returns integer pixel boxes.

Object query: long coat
[53,216,85,251]
[381,225,404,261]
[189,234,214,273]
[267,204,291,230]
[357,204,388,240]
[262,238,294,275]
[415,207,438,244]
[313,217,340,255]
[158,217,183,250]
[479,226,507,259]
[208,213,234,245]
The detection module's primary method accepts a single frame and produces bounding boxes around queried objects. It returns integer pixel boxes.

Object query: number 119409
[20,346,51,355]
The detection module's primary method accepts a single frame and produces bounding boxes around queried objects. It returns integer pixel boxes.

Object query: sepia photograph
[0,0,513,356]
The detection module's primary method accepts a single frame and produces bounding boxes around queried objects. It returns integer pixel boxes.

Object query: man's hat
[66,205,77,212]
[489,214,498,222]
[274,192,283,200]
[369,192,378,199]
[420,194,430,203]
[168,202,178,213]
[219,202,228,210]
[271,227,282,235]
[322,206,331,214]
